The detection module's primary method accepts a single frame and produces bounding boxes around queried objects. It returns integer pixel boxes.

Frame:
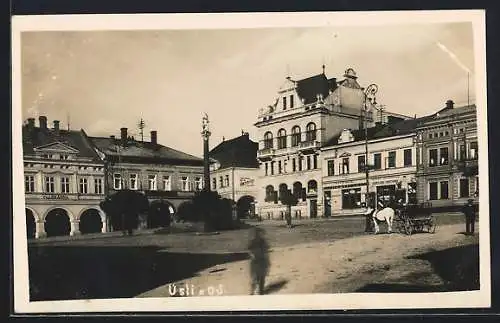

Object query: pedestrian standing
[463,199,477,235]
[248,227,270,295]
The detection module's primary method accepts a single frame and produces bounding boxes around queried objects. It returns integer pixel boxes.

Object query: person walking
[248,227,270,295]
[463,199,477,235]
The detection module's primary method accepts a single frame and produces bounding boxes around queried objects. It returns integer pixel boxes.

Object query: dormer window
[338,129,354,144]
[290,95,294,108]
[283,96,287,110]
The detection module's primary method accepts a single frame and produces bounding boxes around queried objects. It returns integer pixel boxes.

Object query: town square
[12,11,489,310]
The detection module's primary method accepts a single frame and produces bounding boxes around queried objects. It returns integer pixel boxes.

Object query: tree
[280,189,298,228]
[191,191,235,232]
[99,190,150,235]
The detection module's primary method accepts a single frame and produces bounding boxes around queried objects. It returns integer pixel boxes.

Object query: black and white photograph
[11,10,490,312]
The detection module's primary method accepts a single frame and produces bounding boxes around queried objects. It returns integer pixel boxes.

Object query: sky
[21,22,476,158]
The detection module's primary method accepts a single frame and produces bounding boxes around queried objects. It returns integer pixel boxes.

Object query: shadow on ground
[28,245,249,301]
[263,279,288,294]
[356,243,479,293]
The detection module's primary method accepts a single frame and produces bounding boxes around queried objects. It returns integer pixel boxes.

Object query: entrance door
[310,199,318,218]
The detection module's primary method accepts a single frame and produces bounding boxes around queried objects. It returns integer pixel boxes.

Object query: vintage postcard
[12,10,490,313]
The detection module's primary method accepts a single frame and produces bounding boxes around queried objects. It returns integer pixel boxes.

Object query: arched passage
[44,208,71,237]
[79,208,103,234]
[26,208,36,239]
[236,195,255,219]
[176,201,196,222]
[148,200,175,228]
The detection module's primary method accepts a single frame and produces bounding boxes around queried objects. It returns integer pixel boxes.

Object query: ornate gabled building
[209,132,259,218]
[415,100,478,208]
[88,127,205,230]
[254,67,377,219]
[23,116,107,238]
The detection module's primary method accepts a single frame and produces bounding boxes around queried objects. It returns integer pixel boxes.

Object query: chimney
[120,127,128,143]
[53,120,60,134]
[39,116,47,130]
[150,131,157,145]
[446,100,454,110]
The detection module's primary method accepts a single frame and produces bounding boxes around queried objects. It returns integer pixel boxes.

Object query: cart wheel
[404,220,413,235]
[427,221,436,234]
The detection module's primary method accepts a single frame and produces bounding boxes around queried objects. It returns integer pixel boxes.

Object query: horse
[365,206,395,234]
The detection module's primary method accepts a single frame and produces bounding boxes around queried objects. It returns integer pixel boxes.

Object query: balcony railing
[25,192,104,201]
[298,140,320,153]
[257,148,275,160]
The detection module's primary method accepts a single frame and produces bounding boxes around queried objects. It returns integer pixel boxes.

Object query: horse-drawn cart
[395,202,436,235]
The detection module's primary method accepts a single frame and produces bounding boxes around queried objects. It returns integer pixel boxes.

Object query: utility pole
[138,118,146,142]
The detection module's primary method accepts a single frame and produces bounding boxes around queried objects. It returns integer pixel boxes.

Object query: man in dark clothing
[463,199,477,235]
[248,227,270,295]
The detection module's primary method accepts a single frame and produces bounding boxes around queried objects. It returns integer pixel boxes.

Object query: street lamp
[363,84,378,203]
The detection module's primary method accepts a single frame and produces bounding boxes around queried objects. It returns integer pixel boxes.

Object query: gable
[33,141,80,154]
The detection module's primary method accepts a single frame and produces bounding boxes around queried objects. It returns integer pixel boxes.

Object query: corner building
[255,68,376,219]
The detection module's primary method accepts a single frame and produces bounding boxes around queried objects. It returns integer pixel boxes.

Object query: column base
[70,230,81,236]
[35,231,47,239]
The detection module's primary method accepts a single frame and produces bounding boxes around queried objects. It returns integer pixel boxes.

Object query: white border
[12,10,490,313]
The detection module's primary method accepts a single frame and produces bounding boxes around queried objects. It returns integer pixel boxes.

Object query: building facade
[254,67,377,219]
[23,116,107,239]
[209,132,259,218]
[415,100,479,208]
[321,122,418,216]
[88,127,205,230]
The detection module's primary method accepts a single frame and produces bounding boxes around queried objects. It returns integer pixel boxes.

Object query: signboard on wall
[240,177,255,186]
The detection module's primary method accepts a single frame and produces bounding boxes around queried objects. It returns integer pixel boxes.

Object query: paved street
[27,213,478,301]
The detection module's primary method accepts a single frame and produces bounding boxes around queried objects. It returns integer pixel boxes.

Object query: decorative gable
[338,129,355,144]
[33,141,79,154]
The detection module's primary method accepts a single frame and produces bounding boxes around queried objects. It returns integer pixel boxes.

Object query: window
[307,180,318,194]
[358,155,366,173]
[290,95,294,108]
[265,163,268,176]
[59,154,69,160]
[470,141,478,159]
[291,126,301,146]
[459,144,466,160]
[277,129,287,149]
[148,174,157,190]
[212,178,216,190]
[224,175,230,187]
[429,133,433,139]
[219,176,223,187]
[265,185,276,203]
[164,176,172,191]
[313,155,318,169]
[298,157,303,171]
[264,132,273,149]
[323,160,333,177]
[113,173,122,190]
[194,177,203,190]
[404,149,412,167]
[292,158,296,172]
[94,178,103,194]
[439,147,449,165]
[387,151,396,168]
[459,128,464,133]
[306,123,317,141]
[61,177,70,193]
[307,156,311,170]
[25,175,35,193]
[129,173,138,190]
[283,96,287,110]
[429,182,438,200]
[270,161,275,175]
[342,188,362,209]
[181,176,189,191]
[374,153,381,170]
[460,178,470,198]
[342,157,349,174]
[429,149,438,167]
[278,161,282,174]
[445,131,449,136]
[44,176,55,193]
[79,178,88,194]
[440,181,449,199]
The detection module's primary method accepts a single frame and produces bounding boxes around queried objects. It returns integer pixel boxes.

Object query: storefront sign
[42,194,70,200]
[240,177,255,186]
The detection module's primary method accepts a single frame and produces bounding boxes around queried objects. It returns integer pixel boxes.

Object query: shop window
[460,178,470,198]
[440,181,449,199]
[342,188,362,209]
[429,182,438,200]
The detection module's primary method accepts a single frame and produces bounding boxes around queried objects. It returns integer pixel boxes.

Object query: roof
[89,136,203,165]
[22,126,102,162]
[209,133,259,169]
[295,73,336,105]
[323,116,431,148]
